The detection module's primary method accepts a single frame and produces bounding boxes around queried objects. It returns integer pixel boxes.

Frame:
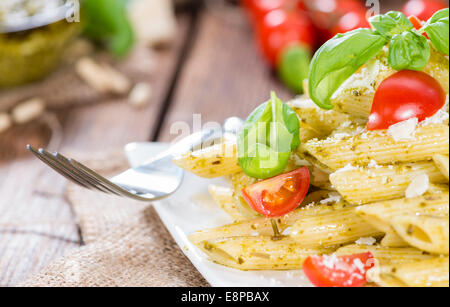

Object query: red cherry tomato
[403,0,448,21]
[242,167,310,218]
[367,70,446,130]
[330,10,370,36]
[303,253,375,287]
[305,0,366,41]
[244,0,296,23]
[257,9,315,67]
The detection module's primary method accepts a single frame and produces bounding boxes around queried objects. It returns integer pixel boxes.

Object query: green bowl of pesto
[0,0,81,88]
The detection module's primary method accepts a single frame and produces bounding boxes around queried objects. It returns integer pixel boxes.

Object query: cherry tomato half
[303,253,375,287]
[403,0,448,21]
[242,167,310,218]
[367,70,446,130]
[257,9,315,67]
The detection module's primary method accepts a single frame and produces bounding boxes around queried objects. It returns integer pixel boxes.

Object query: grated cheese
[334,163,359,173]
[281,227,291,236]
[387,117,418,142]
[322,254,340,269]
[320,192,342,205]
[405,173,429,198]
[368,159,382,169]
[421,96,449,125]
[355,237,377,246]
[289,97,319,109]
[353,258,365,273]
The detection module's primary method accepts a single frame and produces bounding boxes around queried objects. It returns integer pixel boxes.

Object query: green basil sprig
[369,11,413,38]
[308,10,449,110]
[423,8,449,55]
[389,31,430,71]
[82,0,135,56]
[308,29,387,110]
[237,92,300,179]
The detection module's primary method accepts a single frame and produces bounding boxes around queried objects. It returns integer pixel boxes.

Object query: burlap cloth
[22,151,209,287]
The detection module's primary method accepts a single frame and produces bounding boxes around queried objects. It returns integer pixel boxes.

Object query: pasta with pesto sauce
[173,26,449,287]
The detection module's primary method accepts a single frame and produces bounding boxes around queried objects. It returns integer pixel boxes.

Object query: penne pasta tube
[355,193,450,233]
[368,257,449,287]
[380,232,409,248]
[391,215,449,255]
[335,244,435,265]
[290,206,383,248]
[304,124,449,170]
[208,185,258,221]
[199,236,328,270]
[299,121,324,143]
[288,97,350,138]
[330,161,447,204]
[189,201,350,245]
[173,141,241,178]
[433,154,449,181]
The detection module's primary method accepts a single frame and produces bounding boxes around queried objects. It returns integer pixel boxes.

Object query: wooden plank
[157,7,292,142]
[0,13,192,286]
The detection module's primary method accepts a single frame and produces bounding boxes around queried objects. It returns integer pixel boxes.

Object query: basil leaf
[308,29,387,109]
[388,31,430,71]
[237,92,300,179]
[423,8,449,55]
[82,0,135,56]
[278,44,311,94]
[369,11,413,38]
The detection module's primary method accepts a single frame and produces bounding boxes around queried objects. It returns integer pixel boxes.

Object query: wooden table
[0,0,403,286]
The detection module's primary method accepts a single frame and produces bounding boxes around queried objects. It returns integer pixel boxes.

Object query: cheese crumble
[387,117,418,142]
[405,173,429,198]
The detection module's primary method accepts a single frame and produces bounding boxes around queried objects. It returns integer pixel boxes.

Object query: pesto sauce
[0,0,80,87]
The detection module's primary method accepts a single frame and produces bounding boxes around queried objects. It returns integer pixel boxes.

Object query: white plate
[124,142,313,287]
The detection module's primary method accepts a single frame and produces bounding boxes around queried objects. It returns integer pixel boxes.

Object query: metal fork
[27,117,244,201]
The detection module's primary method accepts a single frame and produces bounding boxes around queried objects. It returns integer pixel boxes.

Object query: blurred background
[0,0,448,286]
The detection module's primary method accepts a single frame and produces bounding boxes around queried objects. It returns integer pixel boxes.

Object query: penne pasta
[289,97,351,138]
[199,236,328,270]
[189,201,350,245]
[380,232,409,248]
[173,141,241,178]
[335,244,435,265]
[330,161,447,204]
[303,124,449,170]
[433,154,449,181]
[368,256,449,287]
[391,215,449,255]
[208,185,257,221]
[189,202,348,244]
[355,192,450,233]
[290,206,383,248]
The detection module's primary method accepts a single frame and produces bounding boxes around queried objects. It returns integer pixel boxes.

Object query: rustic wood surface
[0,0,409,286]
[0,12,193,287]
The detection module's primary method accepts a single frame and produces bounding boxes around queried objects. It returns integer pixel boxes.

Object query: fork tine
[27,145,91,189]
[38,149,109,194]
[53,152,121,196]
[67,157,130,197]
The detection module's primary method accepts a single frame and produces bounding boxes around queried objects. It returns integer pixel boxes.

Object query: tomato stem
[271,219,282,241]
